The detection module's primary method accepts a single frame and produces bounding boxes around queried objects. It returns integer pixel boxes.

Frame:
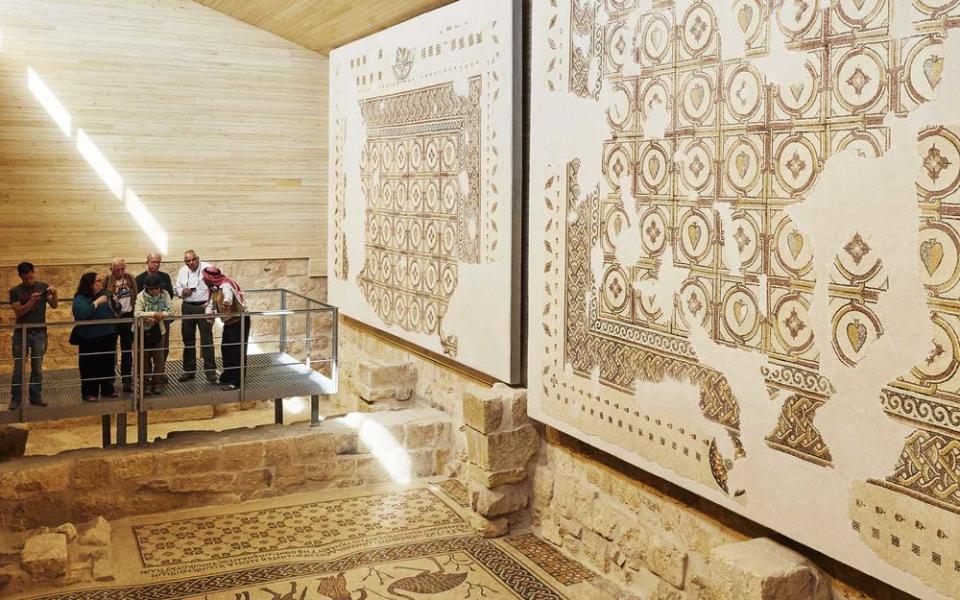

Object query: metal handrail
[1,288,338,448]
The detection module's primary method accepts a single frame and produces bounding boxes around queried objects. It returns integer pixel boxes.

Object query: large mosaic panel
[527,1,960,598]
[328,0,521,382]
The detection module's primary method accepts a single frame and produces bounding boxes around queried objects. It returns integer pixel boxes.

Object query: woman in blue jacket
[72,272,119,402]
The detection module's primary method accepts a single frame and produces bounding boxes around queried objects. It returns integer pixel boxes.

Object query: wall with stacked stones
[336,315,900,599]
[0,408,451,531]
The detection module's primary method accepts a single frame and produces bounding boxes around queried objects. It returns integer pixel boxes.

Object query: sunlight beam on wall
[27,67,71,138]
[76,129,124,199]
[125,189,169,254]
[24,65,171,254]
[343,412,412,484]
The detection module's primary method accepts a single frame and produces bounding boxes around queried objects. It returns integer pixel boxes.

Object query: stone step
[0,407,453,530]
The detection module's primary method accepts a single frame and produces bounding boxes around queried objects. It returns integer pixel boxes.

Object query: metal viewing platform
[0,289,337,446]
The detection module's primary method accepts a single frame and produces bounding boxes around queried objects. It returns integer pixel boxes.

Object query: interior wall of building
[0,1,917,598]
[0,0,328,274]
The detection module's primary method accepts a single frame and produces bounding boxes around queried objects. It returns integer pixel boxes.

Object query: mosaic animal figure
[259,582,306,600]
[317,573,368,600]
[385,557,468,599]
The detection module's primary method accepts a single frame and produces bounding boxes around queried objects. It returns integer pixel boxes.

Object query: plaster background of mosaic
[0,258,329,390]
[334,317,889,598]
[326,0,520,383]
[528,1,960,598]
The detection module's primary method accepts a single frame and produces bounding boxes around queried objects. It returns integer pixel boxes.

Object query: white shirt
[175,261,212,303]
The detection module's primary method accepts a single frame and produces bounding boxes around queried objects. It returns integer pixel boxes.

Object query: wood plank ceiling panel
[193,0,456,54]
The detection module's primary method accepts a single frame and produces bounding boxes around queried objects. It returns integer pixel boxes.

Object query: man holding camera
[8,262,57,409]
[174,250,216,383]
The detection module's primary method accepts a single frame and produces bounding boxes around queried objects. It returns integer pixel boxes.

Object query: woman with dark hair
[72,272,119,402]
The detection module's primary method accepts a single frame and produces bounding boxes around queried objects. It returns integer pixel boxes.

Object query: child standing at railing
[135,275,173,395]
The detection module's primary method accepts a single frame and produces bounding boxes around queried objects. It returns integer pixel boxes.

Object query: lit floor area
[10,480,610,600]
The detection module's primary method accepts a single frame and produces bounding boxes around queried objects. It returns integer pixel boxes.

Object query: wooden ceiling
[193,0,456,54]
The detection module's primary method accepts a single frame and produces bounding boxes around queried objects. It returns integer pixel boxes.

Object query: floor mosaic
[16,482,601,600]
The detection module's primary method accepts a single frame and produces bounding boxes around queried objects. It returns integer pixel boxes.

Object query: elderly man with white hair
[102,257,138,393]
[136,253,174,361]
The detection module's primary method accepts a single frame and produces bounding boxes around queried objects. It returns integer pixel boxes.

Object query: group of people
[8,251,250,408]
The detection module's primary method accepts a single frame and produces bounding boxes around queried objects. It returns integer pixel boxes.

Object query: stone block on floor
[356,359,416,403]
[468,513,509,538]
[78,517,111,548]
[0,426,28,461]
[21,532,68,580]
[471,482,529,518]
[707,538,831,600]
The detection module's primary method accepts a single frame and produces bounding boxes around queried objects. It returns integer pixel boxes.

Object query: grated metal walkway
[0,352,335,423]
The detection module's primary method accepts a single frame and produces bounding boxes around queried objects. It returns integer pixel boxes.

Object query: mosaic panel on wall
[528,1,960,598]
[328,0,521,382]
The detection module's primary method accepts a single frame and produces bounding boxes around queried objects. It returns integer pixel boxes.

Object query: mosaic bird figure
[386,557,468,599]
[317,573,367,600]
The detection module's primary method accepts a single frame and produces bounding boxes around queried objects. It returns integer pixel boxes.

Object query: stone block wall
[0,407,451,530]
[532,429,895,600]
[335,314,897,599]
[463,385,538,519]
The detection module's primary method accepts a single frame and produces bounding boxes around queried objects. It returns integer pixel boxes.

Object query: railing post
[101,414,111,448]
[18,324,26,422]
[137,410,148,446]
[310,394,320,426]
[274,398,283,425]
[239,313,246,403]
[331,307,339,393]
[305,305,312,368]
[116,413,127,447]
[137,316,148,447]
[137,316,144,408]
[279,289,287,354]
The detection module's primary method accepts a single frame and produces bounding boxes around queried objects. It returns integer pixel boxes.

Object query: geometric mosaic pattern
[436,478,472,508]
[530,1,960,598]
[134,488,467,568]
[25,538,580,600]
[328,0,520,382]
[505,533,597,586]
[22,486,600,600]
[357,78,483,357]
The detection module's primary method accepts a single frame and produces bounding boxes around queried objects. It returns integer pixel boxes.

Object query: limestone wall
[335,310,902,599]
[0,408,451,530]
